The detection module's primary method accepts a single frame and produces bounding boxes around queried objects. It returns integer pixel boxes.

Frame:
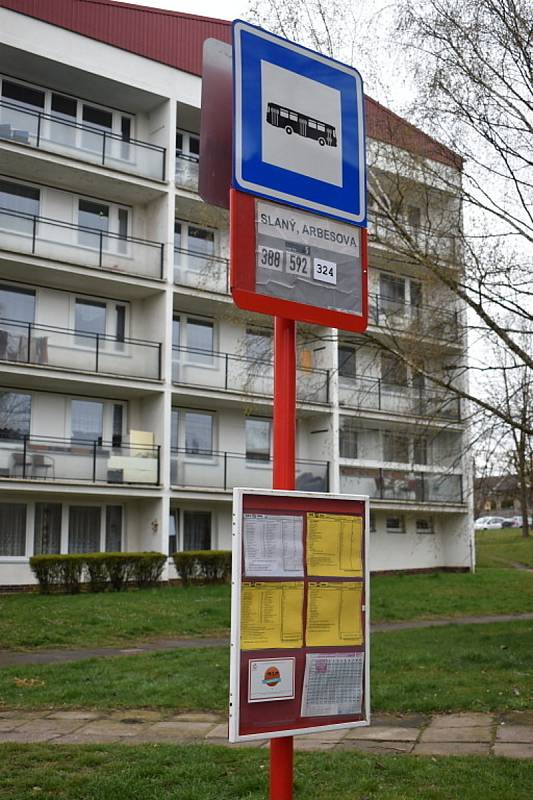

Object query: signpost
[228,19,369,799]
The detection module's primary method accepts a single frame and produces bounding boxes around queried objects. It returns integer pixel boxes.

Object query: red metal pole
[270,315,296,800]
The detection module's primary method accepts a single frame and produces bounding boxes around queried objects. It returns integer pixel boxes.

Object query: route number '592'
[288,254,309,274]
[313,258,337,285]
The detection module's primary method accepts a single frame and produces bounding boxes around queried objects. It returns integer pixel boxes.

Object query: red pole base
[270,736,294,800]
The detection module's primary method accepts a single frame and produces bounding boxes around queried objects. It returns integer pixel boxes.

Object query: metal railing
[0,99,166,180]
[173,246,229,294]
[171,447,329,492]
[338,373,461,421]
[0,318,161,380]
[368,292,460,342]
[0,434,160,485]
[0,207,164,279]
[175,151,199,191]
[368,211,460,264]
[340,465,463,503]
[172,346,330,404]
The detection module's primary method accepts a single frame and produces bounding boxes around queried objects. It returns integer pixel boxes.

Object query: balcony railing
[174,246,229,294]
[0,435,160,485]
[0,100,166,180]
[172,346,330,404]
[175,152,199,192]
[340,466,463,504]
[339,374,461,421]
[369,292,460,342]
[368,212,459,264]
[0,318,161,380]
[0,208,164,279]
[171,448,329,492]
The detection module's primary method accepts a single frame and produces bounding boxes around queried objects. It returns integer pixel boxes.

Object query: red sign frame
[230,189,368,332]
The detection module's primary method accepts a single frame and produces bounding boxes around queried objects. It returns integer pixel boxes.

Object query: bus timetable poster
[229,488,370,742]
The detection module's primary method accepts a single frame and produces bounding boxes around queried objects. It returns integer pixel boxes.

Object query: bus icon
[266,103,337,147]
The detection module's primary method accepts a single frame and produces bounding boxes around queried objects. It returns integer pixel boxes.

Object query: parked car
[474,516,508,530]
[509,515,533,528]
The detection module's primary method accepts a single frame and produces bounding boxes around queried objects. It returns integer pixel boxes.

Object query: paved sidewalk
[3,612,533,669]
[1,709,532,757]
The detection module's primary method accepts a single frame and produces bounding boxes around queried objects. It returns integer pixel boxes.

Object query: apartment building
[0,0,473,588]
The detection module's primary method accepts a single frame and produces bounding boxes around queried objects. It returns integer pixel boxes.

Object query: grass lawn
[2,566,533,651]
[1,744,532,800]
[476,528,533,568]
[1,620,531,714]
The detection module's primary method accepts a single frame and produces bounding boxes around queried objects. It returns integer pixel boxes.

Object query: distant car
[509,515,532,528]
[474,516,508,530]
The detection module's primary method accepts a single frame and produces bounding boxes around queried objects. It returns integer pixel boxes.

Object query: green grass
[2,566,533,651]
[1,744,532,800]
[0,584,230,650]
[476,528,533,568]
[1,621,532,714]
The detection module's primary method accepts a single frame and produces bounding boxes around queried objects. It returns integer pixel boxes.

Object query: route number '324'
[313,258,337,285]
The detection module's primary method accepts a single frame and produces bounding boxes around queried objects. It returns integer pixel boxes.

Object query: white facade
[0,8,473,587]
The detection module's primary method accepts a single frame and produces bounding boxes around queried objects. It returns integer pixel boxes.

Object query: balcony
[0,318,161,381]
[339,375,461,422]
[0,100,166,181]
[0,208,164,279]
[340,466,463,504]
[171,448,329,492]
[173,247,229,295]
[172,347,330,404]
[0,435,160,486]
[368,212,459,264]
[175,152,199,192]
[369,293,460,342]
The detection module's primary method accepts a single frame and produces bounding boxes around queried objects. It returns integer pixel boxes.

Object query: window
[410,280,422,310]
[112,404,123,447]
[189,225,215,259]
[369,511,376,532]
[68,506,101,553]
[246,328,272,364]
[339,344,356,380]
[71,400,103,445]
[2,80,44,110]
[339,416,358,459]
[183,510,211,550]
[381,353,408,388]
[380,273,405,314]
[0,392,31,439]
[78,200,109,248]
[0,503,26,556]
[416,518,434,534]
[0,285,35,323]
[383,432,409,463]
[33,503,61,554]
[50,93,77,147]
[407,205,421,229]
[176,130,200,161]
[185,411,213,456]
[105,506,122,552]
[75,299,106,343]
[246,417,271,462]
[187,319,214,365]
[169,510,178,554]
[386,515,405,533]
[0,180,40,234]
[413,437,428,465]
[82,104,112,131]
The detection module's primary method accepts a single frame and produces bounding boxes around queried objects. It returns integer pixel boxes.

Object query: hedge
[29,552,167,594]
[172,550,231,586]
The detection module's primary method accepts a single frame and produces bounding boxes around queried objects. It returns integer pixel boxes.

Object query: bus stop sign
[233,20,366,226]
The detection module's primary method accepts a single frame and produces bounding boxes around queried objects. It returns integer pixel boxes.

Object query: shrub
[30,552,167,594]
[172,550,231,586]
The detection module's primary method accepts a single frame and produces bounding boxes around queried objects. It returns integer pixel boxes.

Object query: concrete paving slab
[345,726,419,742]
[46,711,102,721]
[55,733,133,745]
[76,721,149,738]
[149,721,216,738]
[336,740,415,754]
[107,710,163,722]
[496,725,533,743]
[0,717,31,732]
[499,711,533,726]
[493,743,533,759]
[420,724,493,743]
[294,740,337,751]
[296,729,347,743]
[172,712,222,723]
[370,713,428,728]
[202,736,266,749]
[427,713,495,729]
[0,730,61,743]
[413,742,491,756]
[16,719,85,735]
[205,723,228,739]
[0,710,43,719]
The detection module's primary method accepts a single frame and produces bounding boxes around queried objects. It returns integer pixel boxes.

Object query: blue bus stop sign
[233,20,366,227]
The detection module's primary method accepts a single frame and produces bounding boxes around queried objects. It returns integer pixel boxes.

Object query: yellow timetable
[306,581,363,647]
[307,513,363,577]
[241,581,304,650]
